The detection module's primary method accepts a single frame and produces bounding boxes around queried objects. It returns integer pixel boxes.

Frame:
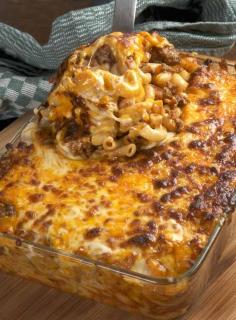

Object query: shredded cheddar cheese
[0,33,235,279]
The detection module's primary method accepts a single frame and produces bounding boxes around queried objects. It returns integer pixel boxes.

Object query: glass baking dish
[0,55,235,320]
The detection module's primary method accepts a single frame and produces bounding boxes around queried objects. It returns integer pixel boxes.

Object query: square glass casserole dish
[0,56,235,320]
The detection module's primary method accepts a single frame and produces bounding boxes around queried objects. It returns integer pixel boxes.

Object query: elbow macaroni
[38,31,201,159]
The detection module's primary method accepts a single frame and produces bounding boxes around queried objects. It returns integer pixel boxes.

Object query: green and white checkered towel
[1,0,236,119]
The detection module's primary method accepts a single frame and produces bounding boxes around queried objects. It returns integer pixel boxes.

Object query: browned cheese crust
[0,33,235,278]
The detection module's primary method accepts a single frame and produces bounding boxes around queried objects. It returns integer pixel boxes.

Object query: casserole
[0,32,235,319]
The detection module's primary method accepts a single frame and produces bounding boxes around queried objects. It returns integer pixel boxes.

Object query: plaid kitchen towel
[0,0,236,119]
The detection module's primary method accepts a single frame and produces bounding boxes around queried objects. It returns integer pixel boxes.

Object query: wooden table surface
[0,1,236,319]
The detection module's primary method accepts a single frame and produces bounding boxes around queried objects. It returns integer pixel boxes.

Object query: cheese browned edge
[0,33,235,278]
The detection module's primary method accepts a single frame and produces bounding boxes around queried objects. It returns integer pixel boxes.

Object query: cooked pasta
[109,143,137,157]
[103,136,117,151]
[0,33,236,320]
[37,31,201,159]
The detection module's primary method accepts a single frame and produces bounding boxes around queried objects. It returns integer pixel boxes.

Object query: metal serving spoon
[112,0,137,32]
[0,0,138,150]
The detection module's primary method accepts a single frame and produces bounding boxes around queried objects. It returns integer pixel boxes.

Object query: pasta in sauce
[38,31,199,159]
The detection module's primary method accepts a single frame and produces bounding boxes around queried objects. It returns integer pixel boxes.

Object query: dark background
[1,0,111,44]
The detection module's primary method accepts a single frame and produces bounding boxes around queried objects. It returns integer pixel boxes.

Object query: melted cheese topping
[0,38,236,279]
[38,32,197,159]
